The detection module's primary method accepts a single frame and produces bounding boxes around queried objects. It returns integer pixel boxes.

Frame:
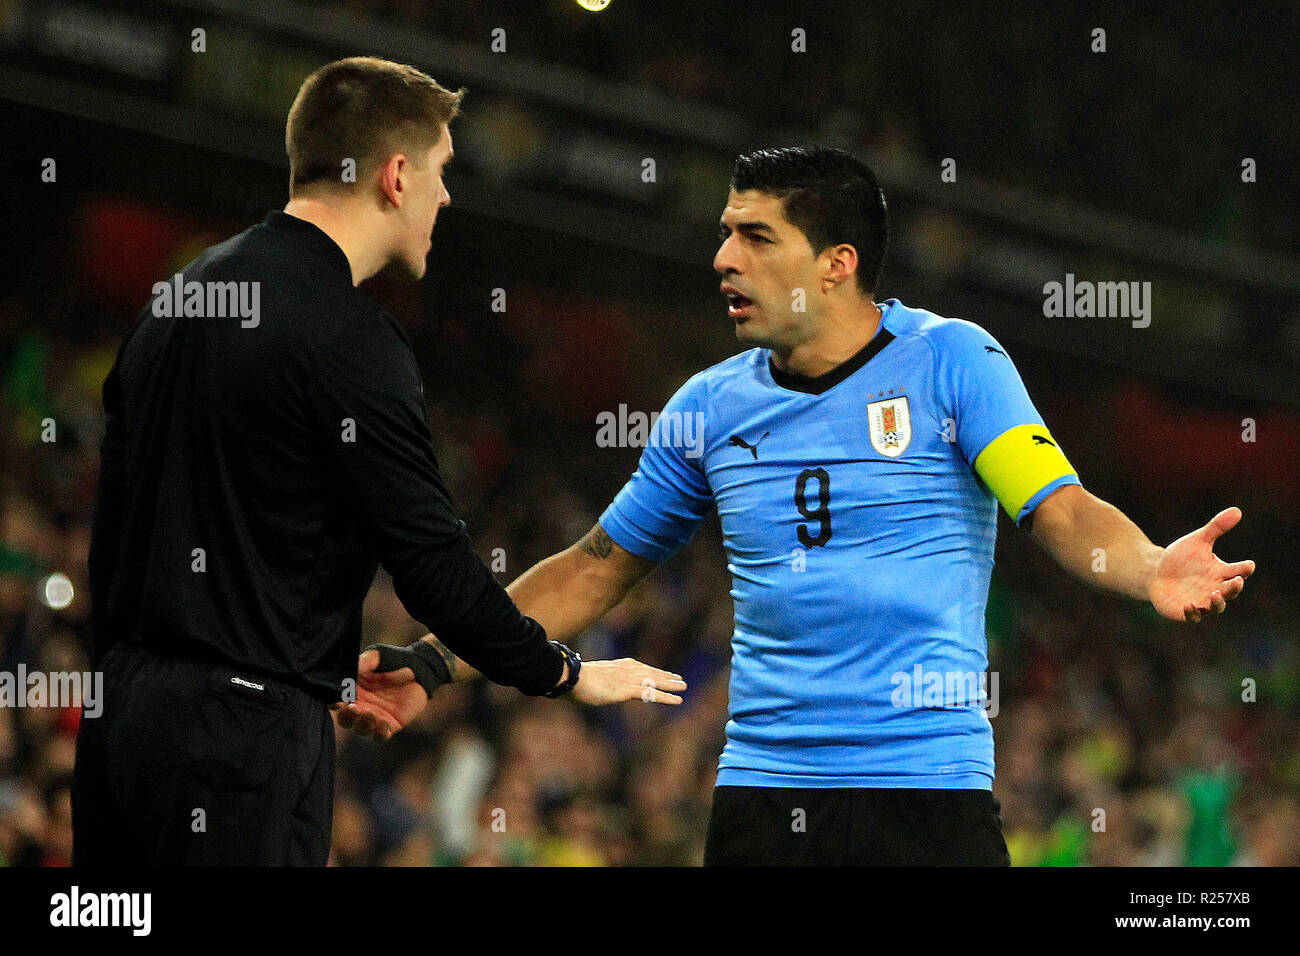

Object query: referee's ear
[377,153,412,209]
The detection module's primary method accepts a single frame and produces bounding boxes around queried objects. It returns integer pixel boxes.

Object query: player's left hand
[332,647,429,741]
[1148,507,1256,622]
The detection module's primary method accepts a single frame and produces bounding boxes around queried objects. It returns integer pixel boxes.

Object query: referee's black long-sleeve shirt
[87,210,564,701]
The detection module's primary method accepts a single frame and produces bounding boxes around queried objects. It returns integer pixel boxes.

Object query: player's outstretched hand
[1148,507,1257,623]
[572,658,687,706]
[332,646,428,741]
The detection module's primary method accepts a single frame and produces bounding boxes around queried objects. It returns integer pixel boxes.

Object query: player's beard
[734,307,783,349]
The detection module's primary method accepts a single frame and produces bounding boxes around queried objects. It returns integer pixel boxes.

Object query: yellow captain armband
[972,424,1077,523]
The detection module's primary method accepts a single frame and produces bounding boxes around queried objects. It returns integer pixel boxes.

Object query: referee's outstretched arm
[339,521,682,738]
[313,305,681,705]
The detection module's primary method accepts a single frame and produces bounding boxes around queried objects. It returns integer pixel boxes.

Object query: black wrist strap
[543,641,581,698]
[371,641,452,699]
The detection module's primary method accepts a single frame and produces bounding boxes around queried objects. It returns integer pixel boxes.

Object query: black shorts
[72,642,335,866]
[704,785,1010,866]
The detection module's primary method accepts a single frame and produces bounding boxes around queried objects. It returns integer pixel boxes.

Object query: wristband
[370,641,452,699]
[543,642,582,698]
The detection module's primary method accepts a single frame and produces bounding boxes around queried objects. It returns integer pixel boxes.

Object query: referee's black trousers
[72,642,335,866]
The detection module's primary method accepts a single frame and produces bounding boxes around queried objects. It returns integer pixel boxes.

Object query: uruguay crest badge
[868,395,911,457]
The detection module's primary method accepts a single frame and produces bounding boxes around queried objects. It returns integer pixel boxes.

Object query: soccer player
[340,146,1255,866]
[73,57,684,867]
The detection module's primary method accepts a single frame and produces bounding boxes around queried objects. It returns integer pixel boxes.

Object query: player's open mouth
[723,288,754,319]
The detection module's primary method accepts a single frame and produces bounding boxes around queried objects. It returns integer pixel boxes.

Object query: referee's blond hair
[286,56,464,194]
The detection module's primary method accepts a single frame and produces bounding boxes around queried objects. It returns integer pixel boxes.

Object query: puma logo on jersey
[729,431,770,459]
[1031,434,1056,447]
[984,345,1007,357]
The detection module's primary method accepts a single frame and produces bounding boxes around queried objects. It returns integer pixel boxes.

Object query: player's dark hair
[286,56,464,193]
[730,145,888,295]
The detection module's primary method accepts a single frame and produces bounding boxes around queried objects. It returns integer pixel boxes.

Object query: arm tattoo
[579,524,615,560]
[427,636,459,682]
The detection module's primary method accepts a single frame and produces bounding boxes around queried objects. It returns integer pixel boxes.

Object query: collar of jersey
[262,211,355,288]
[767,301,896,395]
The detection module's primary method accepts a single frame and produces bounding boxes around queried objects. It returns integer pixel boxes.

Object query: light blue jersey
[600,299,1079,789]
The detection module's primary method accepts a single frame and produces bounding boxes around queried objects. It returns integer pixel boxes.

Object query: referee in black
[72,56,685,866]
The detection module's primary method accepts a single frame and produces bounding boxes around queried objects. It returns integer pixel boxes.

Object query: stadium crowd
[311,0,1298,256]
